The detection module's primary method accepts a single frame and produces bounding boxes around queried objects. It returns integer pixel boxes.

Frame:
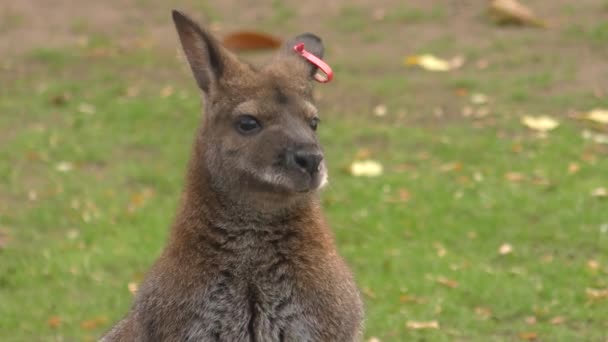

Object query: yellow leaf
[499,243,513,255]
[406,320,440,330]
[471,93,489,105]
[128,282,139,296]
[373,104,387,117]
[586,109,608,124]
[55,161,74,172]
[521,115,559,132]
[591,187,608,198]
[349,160,383,177]
[78,103,96,115]
[404,54,452,71]
[587,259,600,270]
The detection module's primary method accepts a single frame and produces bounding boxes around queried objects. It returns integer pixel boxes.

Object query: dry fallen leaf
[567,162,580,175]
[586,108,608,124]
[55,161,74,172]
[406,320,440,330]
[81,316,108,330]
[499,243,513,255]
[587,259,600,271]
[474,306,492,320]
[549,316,566,325]
[128,282,139,296]
[373,104,387,117]
[591,187,608,198]
[160,85,174,98]
[362,287,377,299]
[582,130,608,144]
[525,316,537,325]
[78,103,96,115]
[440,162,463,172]
[47,316,62,328]
[518,331,538,341]
[349,160,383,177]
[505,172,525,182]
[586,288,608,301]
[436,276,458,288]
[222,31,282,51]
[471,93,489,105]
[404,54,463,72]
[521,115,559,132]
[489,0,547,28]
[368,338,381,342]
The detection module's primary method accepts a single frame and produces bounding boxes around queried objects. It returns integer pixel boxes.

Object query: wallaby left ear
[172,10,242,94]
[280,33,325,79]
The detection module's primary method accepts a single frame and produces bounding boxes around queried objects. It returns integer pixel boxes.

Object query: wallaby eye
[236,115,261,135]
[310,117,320,131]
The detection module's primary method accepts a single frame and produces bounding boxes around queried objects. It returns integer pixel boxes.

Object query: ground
[1,0,608,341]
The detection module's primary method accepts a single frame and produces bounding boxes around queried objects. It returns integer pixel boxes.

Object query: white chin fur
[318,169,329,189]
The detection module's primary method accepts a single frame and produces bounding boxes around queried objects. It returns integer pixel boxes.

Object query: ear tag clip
[293,43,333,83]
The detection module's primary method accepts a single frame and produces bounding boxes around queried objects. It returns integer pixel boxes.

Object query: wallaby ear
[280,33,325,79]
[172,10,229,93]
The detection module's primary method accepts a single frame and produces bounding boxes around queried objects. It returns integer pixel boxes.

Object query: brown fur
[102,10,363,342]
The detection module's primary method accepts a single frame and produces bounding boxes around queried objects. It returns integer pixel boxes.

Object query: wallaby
[102,10,363,342]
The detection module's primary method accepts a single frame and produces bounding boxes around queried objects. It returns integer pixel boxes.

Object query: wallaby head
[172,11,328,212]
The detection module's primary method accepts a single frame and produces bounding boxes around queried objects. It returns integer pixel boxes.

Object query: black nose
[288,150,323,176]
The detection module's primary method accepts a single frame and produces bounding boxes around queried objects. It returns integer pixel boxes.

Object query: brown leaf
[222,31,282,51]
[399,294,426,304]
[474,306,492,320]
[587,259,600,271]
[362,287,376,299]
[81,316,108,330]
[47,316,62,328]
[50,93,70,106]
[586,288,608,301]
[160,85,174,98]
[436,276,458,288]
[505,172,525,182]
[440,162,463,172]
[489,0,547,28]
[525,316,537,325]
[567,162,580,175]
[518,331,538,340]
[550,316,566,325]
[406,320,440,330]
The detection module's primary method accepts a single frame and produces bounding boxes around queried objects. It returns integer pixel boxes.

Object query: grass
[1,2,608,341]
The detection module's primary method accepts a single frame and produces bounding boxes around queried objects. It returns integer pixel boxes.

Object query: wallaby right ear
[172,10,228,93]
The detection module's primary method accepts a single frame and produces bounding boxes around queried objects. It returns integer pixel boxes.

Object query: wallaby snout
[283,147,326,191]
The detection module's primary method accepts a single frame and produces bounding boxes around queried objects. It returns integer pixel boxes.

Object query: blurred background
[1,0,607,340]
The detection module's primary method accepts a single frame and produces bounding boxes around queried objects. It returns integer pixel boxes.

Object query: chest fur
[184,228,315,341]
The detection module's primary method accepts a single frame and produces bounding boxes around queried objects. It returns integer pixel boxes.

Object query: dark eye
[310,117,320,131]
[235,115,261,135]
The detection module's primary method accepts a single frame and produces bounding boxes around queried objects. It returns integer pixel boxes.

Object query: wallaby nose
[289,151,323,176]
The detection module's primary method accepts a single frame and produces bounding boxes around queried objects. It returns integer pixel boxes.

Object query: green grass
[2,5,608,342]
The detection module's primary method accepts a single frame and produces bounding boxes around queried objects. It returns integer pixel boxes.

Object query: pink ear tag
[293,43,333,83]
